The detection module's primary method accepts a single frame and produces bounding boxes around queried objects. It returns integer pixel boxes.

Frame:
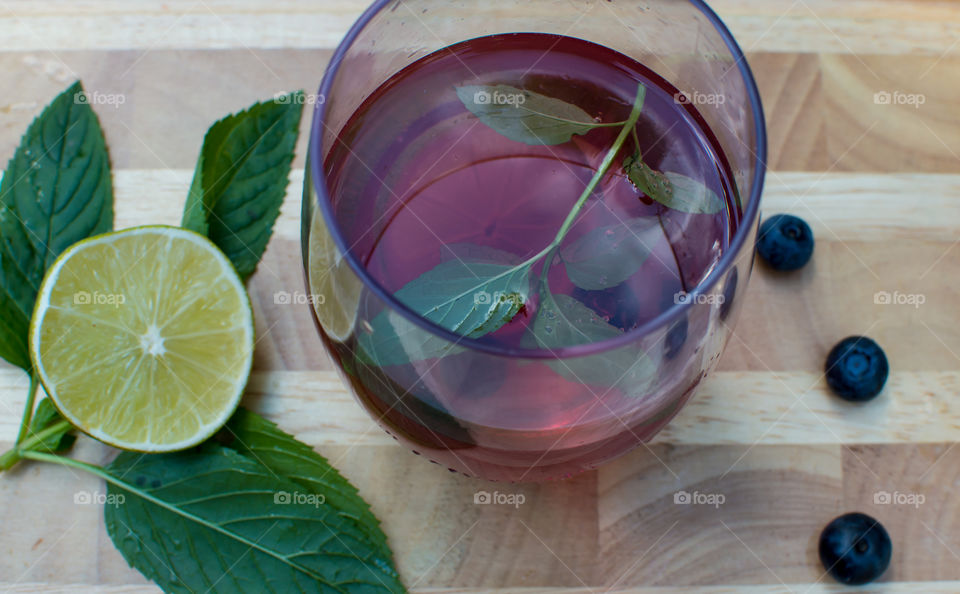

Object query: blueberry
[819,512,892,585]
[757,214,814,270]
[826,336,889,402]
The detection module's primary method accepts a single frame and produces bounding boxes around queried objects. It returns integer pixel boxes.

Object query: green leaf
[0,291,30,369]
[28,398,75,454]
[182,92,304,280]
[624,153,724,215]
[104,446,405,593]
[560,217,659,290]
[456,84,603,146]
[0,81,113,368]
[358,256,531,366]
[532,292,657,397]
[221,409,393,562]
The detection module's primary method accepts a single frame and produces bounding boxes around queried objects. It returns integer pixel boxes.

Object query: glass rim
[309,0,768,361]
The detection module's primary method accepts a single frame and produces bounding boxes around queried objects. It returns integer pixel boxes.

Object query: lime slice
[307,202,362,342]
[29,226,254,452]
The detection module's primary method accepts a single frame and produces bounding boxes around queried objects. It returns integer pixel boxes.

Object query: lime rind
[29,225,254,453]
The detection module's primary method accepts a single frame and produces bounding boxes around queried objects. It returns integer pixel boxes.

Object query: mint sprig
[362,81,724,366]
[363,84,647,366]
[102,427,403,594]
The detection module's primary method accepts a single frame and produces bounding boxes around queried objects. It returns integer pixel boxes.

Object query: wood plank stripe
[0,1,957,55]
[2,50,957,173]
[763,172,960,242]
[0,169,943,242]
[2,370,958,447]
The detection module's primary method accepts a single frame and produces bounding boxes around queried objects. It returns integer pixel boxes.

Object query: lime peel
[29,226,254,453]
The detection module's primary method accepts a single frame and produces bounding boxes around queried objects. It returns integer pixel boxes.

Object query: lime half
[29,226,254,452]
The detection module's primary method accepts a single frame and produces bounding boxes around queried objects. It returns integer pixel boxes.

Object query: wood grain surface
[2,0,960,592]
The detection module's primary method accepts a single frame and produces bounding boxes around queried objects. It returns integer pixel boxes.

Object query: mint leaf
[0,292,30,369]
[0,81,113,368]
[222,409,394,562]
[624,152,724,215]
[560,217,658,290]
[456,84,603,145]
[104,446,405,593]
[182,92,303,280]
[532,292,657,397]
[358,306,468,368]
[28,398,75,454]
[358,257,531,366]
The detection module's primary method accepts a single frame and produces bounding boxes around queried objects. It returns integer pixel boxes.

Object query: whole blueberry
[826,336,889,402]
[757,214,814,270]
[819,512,892,585]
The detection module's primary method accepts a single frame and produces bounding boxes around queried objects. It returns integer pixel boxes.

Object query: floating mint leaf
[182,92,304,280]
[456,84,603,146]
[624,152,724,215]
[359,308,465,368]
[0,81,113,369]
[358,256,531,366]
[532,292,657,397]
[560,217,659,290]
[104,446,405,593]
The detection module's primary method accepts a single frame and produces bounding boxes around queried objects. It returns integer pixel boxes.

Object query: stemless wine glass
[302,0,766,482]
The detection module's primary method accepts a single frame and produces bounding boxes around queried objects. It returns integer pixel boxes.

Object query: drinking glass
[302,0,766,482]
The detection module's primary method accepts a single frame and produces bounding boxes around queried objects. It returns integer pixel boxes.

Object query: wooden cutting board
[2,1,959,591]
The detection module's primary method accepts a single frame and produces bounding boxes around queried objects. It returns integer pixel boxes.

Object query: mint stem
[0,419,72,471]
[537,83,647,290]
[0,447,21,472]
[14,373,39,445]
